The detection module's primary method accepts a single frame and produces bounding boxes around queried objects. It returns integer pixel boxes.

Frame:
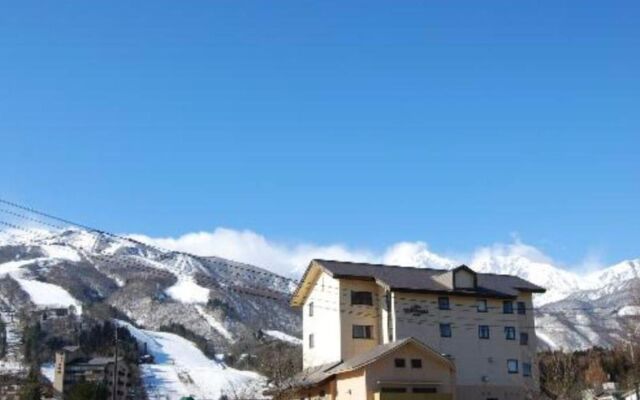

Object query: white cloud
[382,241,458,269]
[471,239,556,268]
[127,227,612,285]
[128,228,457,277]
[129,228,375,277]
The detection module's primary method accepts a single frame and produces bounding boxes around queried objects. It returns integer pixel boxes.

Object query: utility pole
[113,325,118,400]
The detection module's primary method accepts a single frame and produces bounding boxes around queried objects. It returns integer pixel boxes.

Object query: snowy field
[117,320,265,400]
[0,257,82,312]
[263,330,302,346]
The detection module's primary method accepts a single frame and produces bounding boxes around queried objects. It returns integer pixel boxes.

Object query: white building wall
[302,270,342,368]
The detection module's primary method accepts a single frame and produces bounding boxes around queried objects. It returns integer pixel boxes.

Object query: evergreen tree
[67,382,109,400]
[19,367,42,400]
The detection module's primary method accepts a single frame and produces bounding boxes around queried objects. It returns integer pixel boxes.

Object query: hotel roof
[291,259,545,306]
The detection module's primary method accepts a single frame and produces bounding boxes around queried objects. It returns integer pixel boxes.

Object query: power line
[0,199,635,320]
[0,197,299,285]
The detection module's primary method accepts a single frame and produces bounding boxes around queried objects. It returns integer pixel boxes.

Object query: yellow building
[286,260,546,400]
[274,337,456,400]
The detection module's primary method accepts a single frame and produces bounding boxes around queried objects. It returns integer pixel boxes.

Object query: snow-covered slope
[118,321,265,399]
[0,228,300,350]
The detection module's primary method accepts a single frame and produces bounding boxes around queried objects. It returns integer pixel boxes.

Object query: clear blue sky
[1,1,638,266]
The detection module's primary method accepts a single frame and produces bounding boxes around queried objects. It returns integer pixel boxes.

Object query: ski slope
[263,330,302,345]
[117,320,265,400]
[0,258,82,312]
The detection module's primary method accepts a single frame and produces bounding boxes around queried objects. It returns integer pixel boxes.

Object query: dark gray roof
[87,357,115,365]
[282,361,341,389]
[313,259,545,297]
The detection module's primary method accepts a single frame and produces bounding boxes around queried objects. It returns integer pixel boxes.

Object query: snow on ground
[263,330,302,345]
[0,258,82,313]
[117,320,264,400]
[195,305,234,342]
[15,278,82,312]
[0,258,40,274]
[166,278,210,304]
[536,331,559,350]
[618,305,640,316]
[41,363,55,382]
[40,244,82,262]
[0,310,27,376]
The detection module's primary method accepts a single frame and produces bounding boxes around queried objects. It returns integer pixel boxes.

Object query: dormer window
[452,265,477,290]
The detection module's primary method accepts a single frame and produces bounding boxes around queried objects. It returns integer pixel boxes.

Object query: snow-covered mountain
[402,243,640,350]
[0,227,301,348]
[0,227,303,395]
[0,227,637,355]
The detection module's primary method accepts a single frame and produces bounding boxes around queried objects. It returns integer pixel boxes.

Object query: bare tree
[620,278,640,396]
[539,351,585,400]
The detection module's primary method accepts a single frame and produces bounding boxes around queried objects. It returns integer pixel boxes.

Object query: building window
[309,334,314,349]
[413,388,437,393]
[477,299,488,313]
[381,388,407,393]
[507,359,519,374]
[411,359,422,369]
[351,291,373,305]
[438,296,450,310]
[440,323,452,338]
[394,358,406,368]
[352,325,373,339]
[478,325,490,339]
[523,362,532,377]
[309,301,314,317]
[503,301,514,314]
[504,326,516,340]
[517,301,526,315]
[520,332,529,346]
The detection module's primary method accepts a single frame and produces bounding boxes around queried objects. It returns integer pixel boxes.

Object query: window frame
[381,388,407,393]
[309,333,314,349]
[507,359,519,374]
[523,362,532,377]
[520,332,529,346]
[504,326,516,340]
[352,324,373,339]
[413,388,437,394]
[351,291,374,306]
[438,296,450,310]
[439,323,452,338]
[477,299,488,313]
[517,301,526,315]
[478,325,490,339]
[308,301,314,317]
[411,359,423,369]
[394,358,406,368]
[503,300,514,314]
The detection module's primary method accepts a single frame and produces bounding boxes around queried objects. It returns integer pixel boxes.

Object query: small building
[53,345,132,399]
[36,307,71,322]
[272,337,456,400]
